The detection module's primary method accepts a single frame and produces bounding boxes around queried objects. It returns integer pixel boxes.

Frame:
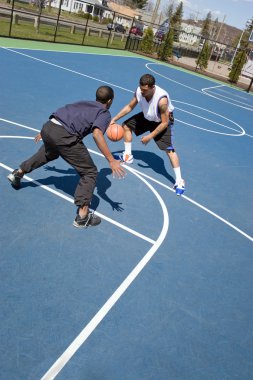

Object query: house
[50,0,111,19]
[105,2,141,29]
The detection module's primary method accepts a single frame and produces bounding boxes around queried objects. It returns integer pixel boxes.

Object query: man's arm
[110,96,138,124]
[141,97,169,145]
[92,128,125,178]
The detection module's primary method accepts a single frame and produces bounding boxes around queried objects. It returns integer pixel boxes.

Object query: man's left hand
[141,134,152,145]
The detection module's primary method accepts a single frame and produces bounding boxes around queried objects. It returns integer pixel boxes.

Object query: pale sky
[159,0,253,30]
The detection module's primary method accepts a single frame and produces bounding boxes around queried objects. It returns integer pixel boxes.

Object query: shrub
[140,27,154,54]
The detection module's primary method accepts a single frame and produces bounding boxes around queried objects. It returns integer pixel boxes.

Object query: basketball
[106,123,124,142]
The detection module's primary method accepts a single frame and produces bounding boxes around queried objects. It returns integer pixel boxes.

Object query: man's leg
[57,140,101,227]
[8,123,59,189]
[119,112,149,164]
[154,123,185,195]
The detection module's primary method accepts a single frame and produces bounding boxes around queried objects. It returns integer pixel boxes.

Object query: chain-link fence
[0,0,252,90]
[0,0,135,48]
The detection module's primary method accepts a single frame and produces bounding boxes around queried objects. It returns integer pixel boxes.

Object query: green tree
[158,24,174,61]
[229,49,247,83]
[171,1,183,41]
[171,1,183,26]
[164,1,174,21]
[196,41,211,69]
[201,11,212,39]
[140,27,154,54]
[131,0,148,9]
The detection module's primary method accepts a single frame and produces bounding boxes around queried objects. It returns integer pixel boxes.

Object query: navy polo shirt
[51,101,111,138]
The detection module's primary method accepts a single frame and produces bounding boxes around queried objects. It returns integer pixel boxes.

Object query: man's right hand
[109,159,126,179]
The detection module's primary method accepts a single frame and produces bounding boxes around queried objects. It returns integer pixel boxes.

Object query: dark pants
[20,120,98,207]
[123,112,175,151]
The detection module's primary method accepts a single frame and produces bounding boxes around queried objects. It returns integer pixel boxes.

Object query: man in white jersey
[110,74,185,195]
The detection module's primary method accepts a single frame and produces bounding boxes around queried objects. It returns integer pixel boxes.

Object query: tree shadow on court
[113,149,175,185]
[21,166,124,212]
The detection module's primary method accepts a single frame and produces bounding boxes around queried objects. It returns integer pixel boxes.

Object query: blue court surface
[0,45,253,380]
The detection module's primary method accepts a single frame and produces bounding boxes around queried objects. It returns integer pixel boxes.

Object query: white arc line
[1,120,252,242]
[40,164,169,380]
[129,167,253,243]
[146,62,253,111]
[0,163,155,244]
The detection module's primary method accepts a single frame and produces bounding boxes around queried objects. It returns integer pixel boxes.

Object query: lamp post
[231,18,252,66]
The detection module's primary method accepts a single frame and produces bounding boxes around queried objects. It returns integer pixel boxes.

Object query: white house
[179,23,202,45]
[50,0,111,19]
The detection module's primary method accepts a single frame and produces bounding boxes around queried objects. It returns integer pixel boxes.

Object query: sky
[159,0,253,30]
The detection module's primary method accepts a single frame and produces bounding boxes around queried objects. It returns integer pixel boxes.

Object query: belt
[51,117,62,126]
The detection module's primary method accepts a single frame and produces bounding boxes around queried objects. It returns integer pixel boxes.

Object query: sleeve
[92,110,111,134]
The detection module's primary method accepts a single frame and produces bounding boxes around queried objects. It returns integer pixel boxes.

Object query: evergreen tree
[201,11,212,39]
[166,2,174,21]
[140,27,154,54]
[196,41,211,70]
[158,24,174,61]
[131,0,148,9]
[171,1,183,42]
[210,17,219,39]
[229,18,253,83]
[229,50,247,83]
[171,1,183,25]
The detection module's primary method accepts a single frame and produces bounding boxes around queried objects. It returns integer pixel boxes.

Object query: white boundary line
[0,52,249,137]
[145,62,253,111]
[2,48,134,94]
[128,167,253,243]
[1,119,252,242]
[0,162,155,245]
[39,168,169,380]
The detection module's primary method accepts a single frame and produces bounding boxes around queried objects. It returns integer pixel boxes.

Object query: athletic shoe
[113,152,133,164]
[73,211,101,228]
[7,169,23,189]
[174,179,185,196]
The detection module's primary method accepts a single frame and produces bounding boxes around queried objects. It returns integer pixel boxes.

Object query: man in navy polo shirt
[8,86,125,228]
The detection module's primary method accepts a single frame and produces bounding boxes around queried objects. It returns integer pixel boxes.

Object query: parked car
[129,26,143,36]
[107,23,126,33]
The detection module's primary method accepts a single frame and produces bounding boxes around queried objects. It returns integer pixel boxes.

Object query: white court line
[0,162,155,245]
[1,52,249,137]
[1,124,253,377]
[2,48,134,94]
[0,136,34,139]
[146,62,253,111]
[0,118,40,132]
[127,167,253,243]
[201,87,253,111]
[39,166,169,380]
[0,45,141,58]
[1,120,252,242]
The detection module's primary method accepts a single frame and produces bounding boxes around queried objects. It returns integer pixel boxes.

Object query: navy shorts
[123,112,175,151]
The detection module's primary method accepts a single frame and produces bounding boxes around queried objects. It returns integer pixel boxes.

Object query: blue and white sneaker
[174,179,185,196]
[113,152,133,164]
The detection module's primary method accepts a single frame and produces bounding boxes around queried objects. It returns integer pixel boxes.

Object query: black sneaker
[7,169,23,189]
[73,211,101,228]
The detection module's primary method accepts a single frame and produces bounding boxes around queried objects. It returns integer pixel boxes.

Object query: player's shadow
[21,166,124,212]
[114,149,175,185]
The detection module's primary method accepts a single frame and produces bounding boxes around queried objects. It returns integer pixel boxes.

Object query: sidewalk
[174,55,252,88]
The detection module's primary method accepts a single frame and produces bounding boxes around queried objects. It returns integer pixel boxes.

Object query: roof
[107,2,140,18]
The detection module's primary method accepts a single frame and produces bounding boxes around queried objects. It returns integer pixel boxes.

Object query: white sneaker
[113,152,134,164]
[173,179,185,196]
[122,152,133,164]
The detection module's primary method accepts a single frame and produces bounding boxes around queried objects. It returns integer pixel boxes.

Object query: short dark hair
[96,86,114,104]
[139,74,155,87]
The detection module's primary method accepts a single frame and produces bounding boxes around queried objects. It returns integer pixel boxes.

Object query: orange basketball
[106,123,124,142]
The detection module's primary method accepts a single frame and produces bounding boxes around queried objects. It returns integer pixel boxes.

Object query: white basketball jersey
[136,85,174,122]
